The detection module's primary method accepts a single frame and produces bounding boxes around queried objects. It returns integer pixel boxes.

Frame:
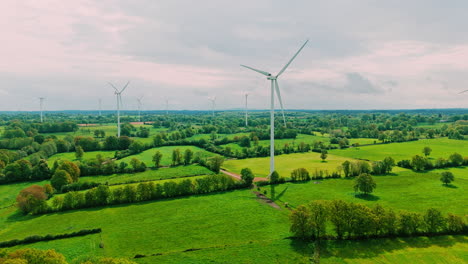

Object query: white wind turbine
[165,99,169,115]
[39,97,45,123]
[108,81,130,137]
[209,96,216,117]
[244,92,249,126]
[98,98,102,116]
[137,96,144,122]
[241,40,308,176]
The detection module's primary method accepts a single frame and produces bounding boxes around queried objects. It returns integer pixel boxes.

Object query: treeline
[0,228,101,248]
[21,174,244,214]
[290,200,467,240]
[398,152,468,171]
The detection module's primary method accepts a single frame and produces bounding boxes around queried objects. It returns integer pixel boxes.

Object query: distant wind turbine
[98,98,102,116]
[241,40,308,177]
[39,97,45,123]
[460,90,468,94]
[208,96,216,117]
[166,99,169,115]
[137,96,144,122]
[244,92,249,126]
[108,81,130,137]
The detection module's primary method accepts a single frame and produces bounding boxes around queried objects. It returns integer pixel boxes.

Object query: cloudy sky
[1,0,467,111]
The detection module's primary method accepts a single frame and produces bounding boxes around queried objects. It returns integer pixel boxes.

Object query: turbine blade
[240,65,271,76]
[108,82,119,92]
[274,80,286,126]
[120,81,130,93]
[276,40,309,78]
[459,89,468,94]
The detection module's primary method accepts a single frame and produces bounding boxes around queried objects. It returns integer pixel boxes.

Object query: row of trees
[21,174,241,214]
[290,200,466,240]
[398,152,467,171]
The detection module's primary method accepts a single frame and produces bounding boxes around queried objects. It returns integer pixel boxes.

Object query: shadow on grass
[269,185,289,202]
[442,184,457,189]
[354,193,380,201]
[321,235,467,260]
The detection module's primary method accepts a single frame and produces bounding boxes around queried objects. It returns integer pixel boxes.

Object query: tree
[449,152,463,166]
[129,158,142,171]
[307,200,329,239]
[171,149,182,166]
[440,171,454,186]
[411,155,427,171]
[320,149,328,162]
[422,146,432,157]
[3,248,67,264]
[342,160,351,177]
[291,168,310,182]
[353,173,376,195]
[270,170,280,183]
[152,151,163,168]
[290,205,312,239]
[16,185,47,214]
[240,168,254,186]
[424,208,446,233]
[51,170,72,191]
[382,157,395,173]
[446,213,465,232]
[184,149,193,165]
[75,146,84,160]
[207,156,224,173]
[31,159,51,180]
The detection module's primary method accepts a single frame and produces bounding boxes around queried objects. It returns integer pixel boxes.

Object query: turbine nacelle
[267,76,277,80]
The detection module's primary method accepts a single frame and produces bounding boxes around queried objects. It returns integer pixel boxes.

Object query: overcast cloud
[0,0,467,111]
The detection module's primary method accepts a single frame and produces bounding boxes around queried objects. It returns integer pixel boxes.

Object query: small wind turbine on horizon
[39,97,45,123]
[137,96,144,122]
[208,96,216,117]
[109,81,130,137]
[244,92,249,126]
[98,98,102,116]
[241,39,308,177]
[166,99,169,115]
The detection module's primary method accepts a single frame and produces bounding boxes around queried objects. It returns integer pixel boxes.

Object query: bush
[240,168,254,186]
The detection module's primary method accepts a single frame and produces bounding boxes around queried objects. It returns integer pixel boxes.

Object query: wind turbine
[241,40,308,176]
[137,96,144,122]
[98,98,102,116]
[165,99,169,115]
[108,81,130,137]
[208,96,216,117]
[39,97,45,123]
[459,90,468,94]
[244,92,249,126]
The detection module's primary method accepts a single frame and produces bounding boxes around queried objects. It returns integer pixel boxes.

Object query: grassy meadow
[120,146,218,166]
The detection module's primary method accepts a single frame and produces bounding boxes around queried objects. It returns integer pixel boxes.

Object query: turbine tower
[241,40,308,177]
[98,98,102,116]
[209,96,216,117]
[39,97,45,123]
[137,96,144,122]
[166,99,169,115]
[244,92,249,126]
[108,81,130,137]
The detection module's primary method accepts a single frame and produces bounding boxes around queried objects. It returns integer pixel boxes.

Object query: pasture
[47,150,116,165]
[329,138,468,162]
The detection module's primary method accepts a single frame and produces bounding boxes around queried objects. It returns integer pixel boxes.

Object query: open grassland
[47,150,116,165]
[224,152,409,178]
[0,189,291,261]
[80,165,213,185]
[120,146,217,166]
[262,169,467,215]
[431,166,468,180]
[329,138,468,161]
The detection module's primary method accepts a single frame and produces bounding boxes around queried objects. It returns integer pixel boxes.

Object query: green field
[47,150,116,165]
[330,138,468,162]
[80,165,213,185]
[224,151,408,178]
[0,180,48,208]
[120,146,217,167]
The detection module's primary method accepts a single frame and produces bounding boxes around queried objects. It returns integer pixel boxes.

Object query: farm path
[220,170,268,182]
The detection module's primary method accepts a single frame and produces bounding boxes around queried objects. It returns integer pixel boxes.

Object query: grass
[262,169,467,215]
[79,165,213,185]
[120,146,217,167]
[224,151,408,178]
[47,150,116,166]
[329,137,468,162]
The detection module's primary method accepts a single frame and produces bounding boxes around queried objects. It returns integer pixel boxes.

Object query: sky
[1,0,467,111]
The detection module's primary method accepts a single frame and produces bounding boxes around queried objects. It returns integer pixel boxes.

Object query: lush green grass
[120,146,217,167]
[348,138,379,145]
[0,180,48,208]
[329,138,468,162]
[224,152,408,178]
[262,169,467,215]
[80,165,213,185]
[0,189,291,261]
[47,150,116,166]
[431,166,468,180]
